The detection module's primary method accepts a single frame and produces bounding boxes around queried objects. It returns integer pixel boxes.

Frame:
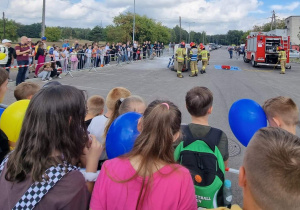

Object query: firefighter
[188,42,200,77]
[175,42,187,78]
[199,47,209,74]
[278,46,287,74]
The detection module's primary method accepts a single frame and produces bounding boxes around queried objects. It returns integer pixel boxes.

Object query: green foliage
[45,27,62,42]
[17,23,42,38]
[106,12,170,43]
[88,26,105,42]
[252,19,286,32]
[60,27,91,40]
[0,19,19,41]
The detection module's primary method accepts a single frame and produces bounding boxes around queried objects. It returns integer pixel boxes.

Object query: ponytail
[120,100,182,209]
[103,98,124,141]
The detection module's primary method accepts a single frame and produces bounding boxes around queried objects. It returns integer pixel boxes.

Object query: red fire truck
[244,31,291,68]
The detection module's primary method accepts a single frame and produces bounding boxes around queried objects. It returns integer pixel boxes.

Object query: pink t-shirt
[90,158,197,210]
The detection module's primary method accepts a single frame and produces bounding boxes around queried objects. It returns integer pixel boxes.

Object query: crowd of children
[0,66,300,209]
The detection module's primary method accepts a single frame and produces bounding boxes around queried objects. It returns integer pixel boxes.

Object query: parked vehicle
[289,49,300,58]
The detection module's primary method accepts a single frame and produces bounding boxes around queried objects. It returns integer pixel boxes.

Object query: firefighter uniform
[189,42,200,76]
[200,48,209,73]
[278,49,287,74]
[175,43,187,78]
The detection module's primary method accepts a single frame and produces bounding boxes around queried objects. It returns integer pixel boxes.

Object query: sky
[1,0,299,35]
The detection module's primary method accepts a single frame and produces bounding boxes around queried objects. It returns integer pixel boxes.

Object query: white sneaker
[58,75,62,79]
[42,79,47,82]
[49,77,52,81]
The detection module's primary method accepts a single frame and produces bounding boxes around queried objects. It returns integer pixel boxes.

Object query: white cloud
[270,2,300,11]
[1,0,265,34]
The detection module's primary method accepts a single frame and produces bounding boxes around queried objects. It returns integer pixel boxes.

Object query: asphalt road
[3,48,300,206]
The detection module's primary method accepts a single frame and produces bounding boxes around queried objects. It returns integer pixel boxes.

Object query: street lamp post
[133,0,135,44]
[185,22,195,43]
[42,0,46,37]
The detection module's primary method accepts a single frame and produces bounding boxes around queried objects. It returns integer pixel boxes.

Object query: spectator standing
[53,46,62,68]
[85,45,92,68]
[3,40,16,82]
[161,42,165,56]
[110,43,116,61]
[77,45,85,69]
[104,42,111,65]
[0,39,10,72]
[15,36,31,85]
[25,38,34,79]
[41,37,47,51]
[142,42,147,59]
[34,42,46,78]
[62,40,70,49]
[70,49,78,71]
[62,47,69,72]
[147,41,151,58]
[74,40,79,50]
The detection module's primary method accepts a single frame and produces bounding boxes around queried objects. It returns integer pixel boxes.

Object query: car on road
[289,49,300,58]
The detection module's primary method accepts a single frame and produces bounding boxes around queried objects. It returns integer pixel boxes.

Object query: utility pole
[41,0,46,37]
[133,0,136,43]
[202,31,205,44]
[2,12,5,39]
[179,16,182,43]
[270,10,277,31]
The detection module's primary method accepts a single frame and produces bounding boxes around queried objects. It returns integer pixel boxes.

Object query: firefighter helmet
[190,42,195,47]
[278,46,283,51]
[181,42,185,48]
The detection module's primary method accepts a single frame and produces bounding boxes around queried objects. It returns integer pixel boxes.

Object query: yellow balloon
[0,52,6,60]
[47,46,51,51]
[0,100,30,143]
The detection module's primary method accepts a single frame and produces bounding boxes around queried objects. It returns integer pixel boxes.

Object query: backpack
[49,47,54,55]
[174,125,225,209]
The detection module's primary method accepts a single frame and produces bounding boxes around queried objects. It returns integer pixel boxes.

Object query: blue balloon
[0,108,4,119]
[106,112,142,159]
[228,99,267,147]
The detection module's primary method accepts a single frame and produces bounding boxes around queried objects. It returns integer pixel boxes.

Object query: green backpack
[174,125,225,209]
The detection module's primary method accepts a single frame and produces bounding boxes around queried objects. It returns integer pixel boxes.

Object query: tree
[0,19,19,41]
[45,27,61,42]
[17,23,42,38]
[88,26,104,42]
[252,19,286,32]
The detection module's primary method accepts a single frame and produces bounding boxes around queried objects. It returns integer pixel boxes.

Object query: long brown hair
[106,100,182,209]
[5,85,88,182]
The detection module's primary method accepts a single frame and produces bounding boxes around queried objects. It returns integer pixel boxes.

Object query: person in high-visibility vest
[188,42,200,77]
[175,42,187,78]
[200,47,209,74]
[278,46,287,74]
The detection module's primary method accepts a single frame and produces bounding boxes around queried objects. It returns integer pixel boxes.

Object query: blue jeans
[16,60,29,85]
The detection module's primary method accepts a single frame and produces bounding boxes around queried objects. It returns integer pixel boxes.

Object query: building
[285,16,300,46]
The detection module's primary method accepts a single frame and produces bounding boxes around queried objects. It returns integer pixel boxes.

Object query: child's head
[125,100,181,207]
[262,96,299,134]
[186,86,213,117]
[6,85,88,182]
[87,95,105,117]
[105,87,131,111]
[240,127,300,210]
[14,82,40,101]
[0,68,9,103]
[119,95,147,115]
